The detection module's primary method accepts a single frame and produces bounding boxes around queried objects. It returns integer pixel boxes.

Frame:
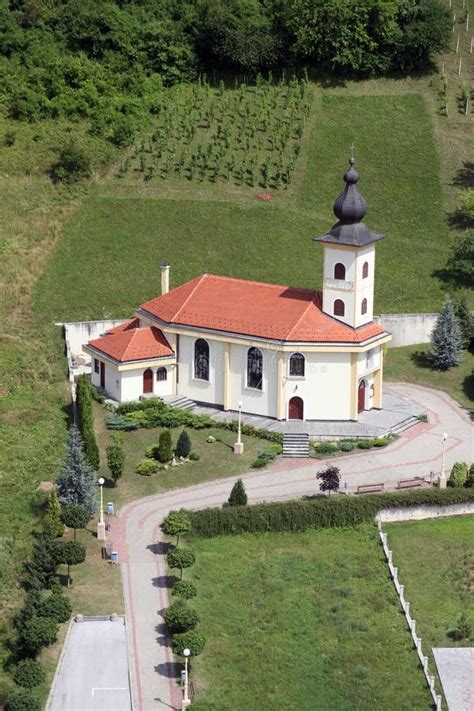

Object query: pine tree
[44,490,65,538]
[454,295,474,350]
[56,425,97,515]
[157,429,173,463]
[430,299,463,370]
[176,430,191,459]
[228,479,248,506]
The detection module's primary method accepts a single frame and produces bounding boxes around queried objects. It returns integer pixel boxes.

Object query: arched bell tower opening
[313,148,384,329]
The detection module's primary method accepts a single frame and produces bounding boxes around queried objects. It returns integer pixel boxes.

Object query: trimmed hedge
[109,399,283,444]
[187,489,474,538]
[76,374,100,470]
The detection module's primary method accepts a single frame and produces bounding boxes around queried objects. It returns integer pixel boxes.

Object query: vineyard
[116,76,313,190]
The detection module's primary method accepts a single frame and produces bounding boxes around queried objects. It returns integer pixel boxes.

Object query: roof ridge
[172,274,208,323]
[204,273,319,295]
[285,296,317,340]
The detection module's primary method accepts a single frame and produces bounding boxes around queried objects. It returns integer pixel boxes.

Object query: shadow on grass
[451,161,474,189]
[410,350,434,369]
[447,208,474,231]
[462,373,474,406]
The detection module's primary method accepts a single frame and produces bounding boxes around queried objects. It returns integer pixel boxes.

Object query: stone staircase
[163,395,196,411]
[283,432,310,458]
[388,414,423,436]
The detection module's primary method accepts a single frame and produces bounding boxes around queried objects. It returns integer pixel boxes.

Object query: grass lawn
[93,403,265,511]
[185,525,430,709]
[33,93,452,323]
[386,517,474,694]
[384,343,474,411]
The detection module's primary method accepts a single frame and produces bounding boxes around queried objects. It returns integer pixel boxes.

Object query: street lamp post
[438,432,448,488]
[182,647,191,709]
[234,400,244,454]
[97,477,106,540]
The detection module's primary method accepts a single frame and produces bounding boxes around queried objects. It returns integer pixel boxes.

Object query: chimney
[160,262,170,295]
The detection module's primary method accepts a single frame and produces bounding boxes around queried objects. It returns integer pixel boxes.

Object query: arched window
[361,298,368,315]
[362,261,369,279]
[156,367,167,381]
[334,263,346,280]
[194,339,209,381]
[247,347,263,390]
[289,353,305,377]
[334,299,345,317]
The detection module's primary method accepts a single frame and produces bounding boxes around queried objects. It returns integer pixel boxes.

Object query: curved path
[110,383,473,710]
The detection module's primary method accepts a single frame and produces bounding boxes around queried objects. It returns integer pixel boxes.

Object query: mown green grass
[33,93,452,323]
[93,403,265,511]
[384,343,474,410]
[186,525,430,710]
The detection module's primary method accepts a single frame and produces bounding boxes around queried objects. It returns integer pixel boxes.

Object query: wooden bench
[356,483,385,494]
[397,477,424,489]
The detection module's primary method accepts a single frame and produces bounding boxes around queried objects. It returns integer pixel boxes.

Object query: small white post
[458,57,462,75]
[388,550,392,565]
[377,520,382,531]
[422,656,428,672]
[466,13,469,32]
[436,695,442,710]
[411,620,416,635]
[405,602,410,618]
[429,676,435,691]
[470,36,473,53]
[456,35,460,53]
[392,566,398,582]
[416,636,422,651]
[382,533,388,546]
[399,584,404,603]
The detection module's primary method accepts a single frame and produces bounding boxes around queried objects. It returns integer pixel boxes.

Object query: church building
[84,156,391,421]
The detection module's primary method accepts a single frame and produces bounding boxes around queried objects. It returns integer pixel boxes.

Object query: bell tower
[314,149,384,329]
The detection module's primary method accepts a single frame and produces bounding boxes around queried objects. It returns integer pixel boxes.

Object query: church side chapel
[84,155,391,421]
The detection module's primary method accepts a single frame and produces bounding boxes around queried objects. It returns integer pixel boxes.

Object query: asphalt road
[47,618,132,711]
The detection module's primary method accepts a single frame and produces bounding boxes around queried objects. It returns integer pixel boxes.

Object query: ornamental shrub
[251,458,267,469]
[466,463,474,488]
[44,490,65,538]
[14,659,45,688]
[61,504,90,540]
[167,548,196,579]
[5,689,41,711]
[176,430,192,458]
[172,580,197,599]
[161,509,191,545]
[448,462,468,488]
[189,451,200,461]
[314,441,339,454]
[18,616,59,656]
[59,540,86,586]
[316,465,341,495]
[228,479,248,506]
[157,430,173,463]
[106,436,125,486]
[357,439,373,449]
[340,442,354,452]
[187,489,474,538]
[39,593,72,623]
[171,630,206,657]
[136,459,160,476]
[163,600,199,633]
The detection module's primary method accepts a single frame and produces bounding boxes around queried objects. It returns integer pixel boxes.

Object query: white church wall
[104,362,121,401]
[283,351,352,420]
[229,343,278,418]
[177,335,225,406]
[357,346,380,376]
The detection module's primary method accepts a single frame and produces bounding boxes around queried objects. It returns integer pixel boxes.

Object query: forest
[0,0,451,149]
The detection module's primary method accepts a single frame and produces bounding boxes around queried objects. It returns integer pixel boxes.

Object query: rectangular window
[94,358,100,374]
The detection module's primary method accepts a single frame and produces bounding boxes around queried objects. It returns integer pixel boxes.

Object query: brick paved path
[110,383,473,710]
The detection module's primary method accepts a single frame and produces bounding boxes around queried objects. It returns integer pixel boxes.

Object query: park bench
[397,477,424,489]
[356,483,384,494]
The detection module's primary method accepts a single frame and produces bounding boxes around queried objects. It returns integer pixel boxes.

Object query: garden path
[110,383,473,710]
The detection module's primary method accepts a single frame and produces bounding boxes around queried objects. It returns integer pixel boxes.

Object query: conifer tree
[44,490,65,538]
[228,479,248,506]
[56,425,97,515]
[454,295,474,351]
[176,430,192,459]
[430,298,462,370]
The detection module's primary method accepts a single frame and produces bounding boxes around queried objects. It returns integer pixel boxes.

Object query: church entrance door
[289,396,304,420]
[358,380,366,413]
[143,368,153,394]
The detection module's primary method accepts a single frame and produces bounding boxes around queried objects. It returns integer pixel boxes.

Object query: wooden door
[358,380,366,413]
[100,361,105,388]
[289,396,304,420]
[143,368,153,394]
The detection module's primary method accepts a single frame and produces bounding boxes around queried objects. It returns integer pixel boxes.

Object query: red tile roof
[88,326,174,363]
[105,318,140,335]
[139,274,386,344]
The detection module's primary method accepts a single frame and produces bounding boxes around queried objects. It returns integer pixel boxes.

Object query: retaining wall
[376,502,474,523]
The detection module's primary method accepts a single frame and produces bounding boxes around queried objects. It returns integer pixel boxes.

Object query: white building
[84,156,391,421]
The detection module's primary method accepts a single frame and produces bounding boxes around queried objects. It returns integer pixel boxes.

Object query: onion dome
[314,150,384,247]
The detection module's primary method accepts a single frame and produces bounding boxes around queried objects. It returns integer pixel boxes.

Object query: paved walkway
[433,648,474,710]
[110,383,473,710]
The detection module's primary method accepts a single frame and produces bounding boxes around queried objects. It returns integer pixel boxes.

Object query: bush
[61,504,90,540]
[44,490,65,538]
[107,436,125,486]
[136,459,160,476]
[251,458,267,469]
[189,451,200,461]
[157,430,173,463]
[448,462,468,488]
[167,548,196,579]
[314,441,339,454]
[340,442,354,452]
[316,465,341,495]
[171,630,206,657]
[5,689,41,711]
[466,463,474,488]
[51,141,92,184]
[163,600,199,633]
[206,435,216,444]
[176,430,192,458]
[18,616,59,656]
[145,445,160,459]
[357,439,374,449]
[228,479,248,506]
[14,659,45,689]
[447,613,472,641]
[172,580,197,599]
[373,437,390,447]
[4,130,16,147]
[161,509,191,545]
[187,489,474,538]
[76,375,100,470]
[106,414,139,431]
[38,593,72,623]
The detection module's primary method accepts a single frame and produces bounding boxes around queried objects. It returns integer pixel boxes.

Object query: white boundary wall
[376,502,474,523]
[377,312,474,347]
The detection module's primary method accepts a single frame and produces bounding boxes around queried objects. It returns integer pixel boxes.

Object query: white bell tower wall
[322,243,376,328]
